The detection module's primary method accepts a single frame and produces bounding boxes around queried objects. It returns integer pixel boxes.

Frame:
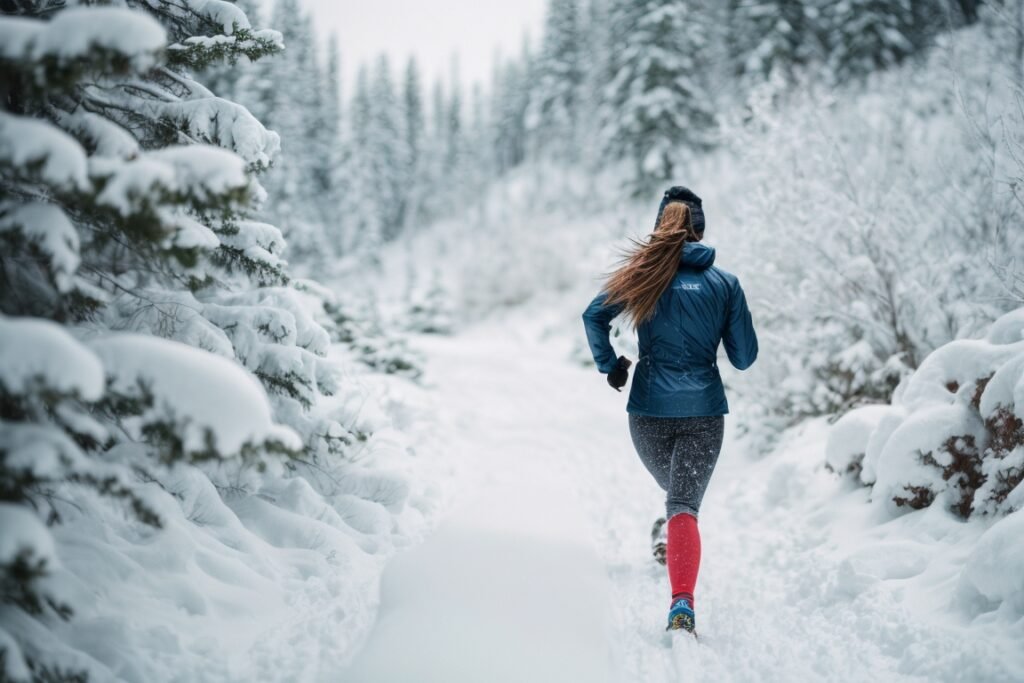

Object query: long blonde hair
[603,202,698,327]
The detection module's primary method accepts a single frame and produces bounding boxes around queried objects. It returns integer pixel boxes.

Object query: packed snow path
[343,313,1021,683]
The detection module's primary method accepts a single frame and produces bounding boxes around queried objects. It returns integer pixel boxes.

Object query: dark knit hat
[654,186,705,234]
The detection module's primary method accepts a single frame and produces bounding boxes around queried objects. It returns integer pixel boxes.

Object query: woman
[581,186,757,634]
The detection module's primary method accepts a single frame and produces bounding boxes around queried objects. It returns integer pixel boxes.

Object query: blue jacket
[582,243,757,417]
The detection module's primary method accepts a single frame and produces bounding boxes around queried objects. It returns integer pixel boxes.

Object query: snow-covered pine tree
[401,56,426,232]
[579,0,614,171]
[0,2,343,676]
[463,82,496,202]
[341,64,384,259]
[601,0,717,190]
[526,0,584,164]
[728,0,819,84]
[258,0,330,265]
[444,60,465,184]
[369,55,409,241]
[491,35,534,174]
[306,36,346,265]
[405,269,455,335]
[822,0,915,82]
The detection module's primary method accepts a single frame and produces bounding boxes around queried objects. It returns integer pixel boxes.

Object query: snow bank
[827,307,1024,513]
[823,307,1024,614]
[958,509,1024,612]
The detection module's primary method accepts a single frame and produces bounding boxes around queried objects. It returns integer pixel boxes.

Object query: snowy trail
[342,313,1022,683]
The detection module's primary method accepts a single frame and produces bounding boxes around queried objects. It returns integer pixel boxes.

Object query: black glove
[607,356,632,392]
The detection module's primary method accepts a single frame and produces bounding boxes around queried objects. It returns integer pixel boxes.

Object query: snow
[987,308,1024,344]
[92,145,250,216]
[53,109,140,161]
[14,365,442,682]
[0,17,42,59]
[899,338,1024,411]
[144,99,281,169]
[0,202,80,292]
[959,509,1024,611]
[39,8,164,66]
[0,316,104,400]
[873,403,986,513]
[218,220,287,271]
[88,333,301,455]
[0,9,164,69]
[0,112,89,191]
[180,0,251,34]
[0,502,55,566]
[978,347,1024,419]
[825,404,893,476]
[0,627,29,683]
[339,307,1024,682]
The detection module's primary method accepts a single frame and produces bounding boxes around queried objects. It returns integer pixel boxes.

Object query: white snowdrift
[958,509,1024,611]
[826,307,1024,612]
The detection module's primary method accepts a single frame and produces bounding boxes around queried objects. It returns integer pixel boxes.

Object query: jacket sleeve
[582,291,625,374]
[723,278,758,371]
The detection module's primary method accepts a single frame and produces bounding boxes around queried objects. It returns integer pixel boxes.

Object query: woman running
[581,186,758,634]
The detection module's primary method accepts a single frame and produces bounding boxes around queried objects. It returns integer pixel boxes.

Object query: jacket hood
[680,242,715,270]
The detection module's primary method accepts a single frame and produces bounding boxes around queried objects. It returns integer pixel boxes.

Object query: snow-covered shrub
[304,281,424,381]
[711,22,1024,435]
[824,404,894,479]
[829,308,1024,518]
[404,269,454,335]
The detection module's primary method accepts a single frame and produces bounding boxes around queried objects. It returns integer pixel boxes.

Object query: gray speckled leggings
[628,414,725,519]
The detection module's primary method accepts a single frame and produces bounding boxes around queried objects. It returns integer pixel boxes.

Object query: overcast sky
[296,0,548,97]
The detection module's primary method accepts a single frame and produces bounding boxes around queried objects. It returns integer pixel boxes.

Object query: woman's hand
[607,356,632,392]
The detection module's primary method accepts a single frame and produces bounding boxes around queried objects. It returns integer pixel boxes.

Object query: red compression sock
[666,513,701,608]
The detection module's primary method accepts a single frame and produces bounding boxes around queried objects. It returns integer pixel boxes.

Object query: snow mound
[825,307,1024,596]
[958,509,1024,611]
[828,307,1024,515]
[825,404,894,477]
